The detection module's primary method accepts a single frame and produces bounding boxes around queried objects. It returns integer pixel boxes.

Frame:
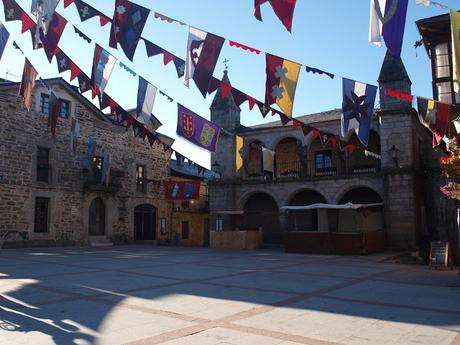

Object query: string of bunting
[2,0,456,159]
[2,9,210,177]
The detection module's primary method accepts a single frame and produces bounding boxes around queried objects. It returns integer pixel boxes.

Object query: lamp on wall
[212,161,222,182]
[389,145,399,167]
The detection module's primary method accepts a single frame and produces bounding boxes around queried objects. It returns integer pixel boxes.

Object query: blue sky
[0,0,458,167]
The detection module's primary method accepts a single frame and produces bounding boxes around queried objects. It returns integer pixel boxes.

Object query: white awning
[216,211,245,215]
[280,202,383,211]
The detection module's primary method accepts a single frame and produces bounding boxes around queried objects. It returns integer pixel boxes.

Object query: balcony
[83,168,123,193]
[241,159,379,182]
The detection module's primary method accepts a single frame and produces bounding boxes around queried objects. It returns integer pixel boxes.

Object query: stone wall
[0,80,172,246]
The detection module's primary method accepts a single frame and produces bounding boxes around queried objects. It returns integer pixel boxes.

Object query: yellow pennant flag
[451,10,460,93]
[236,135,243,172]
[277,59,301,118]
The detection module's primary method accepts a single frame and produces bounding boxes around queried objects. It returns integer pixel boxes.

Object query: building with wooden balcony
[209,48,458,255]
[0,78,175,247]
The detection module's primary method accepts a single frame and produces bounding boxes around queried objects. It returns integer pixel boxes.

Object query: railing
[83,168,123,193]
[241,158,380,181]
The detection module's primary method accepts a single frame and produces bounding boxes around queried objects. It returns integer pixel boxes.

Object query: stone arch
[286,189,328,231]
[335,186,384,233]
[274,136,302,178]
[333,183,383,204]
[241,191,281,245]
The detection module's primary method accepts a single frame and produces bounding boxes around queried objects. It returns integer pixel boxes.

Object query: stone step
[89,236,113,247]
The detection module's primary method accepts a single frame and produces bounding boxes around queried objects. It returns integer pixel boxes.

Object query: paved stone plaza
[0,246,459,345]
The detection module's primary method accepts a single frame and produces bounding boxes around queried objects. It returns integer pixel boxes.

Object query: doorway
[89,198,106,236]
[134,204,157,241]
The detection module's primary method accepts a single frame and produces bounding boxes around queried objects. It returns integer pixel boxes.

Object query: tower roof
[210,70,240,111]
[378,50,412,85]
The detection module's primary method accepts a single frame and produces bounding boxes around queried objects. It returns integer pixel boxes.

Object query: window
[59,100,70,118]
[92,156,103,181]
[34,197,50,233]
[37,147,50,183]
[315,151,333,171]
[40,94,71,118]
[136,165,146,193]
[431,43,457,104]
[181,221,189,240]
[40,93,50,113]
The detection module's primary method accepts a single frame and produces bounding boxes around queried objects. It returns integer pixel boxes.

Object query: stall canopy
[280,202,383,211]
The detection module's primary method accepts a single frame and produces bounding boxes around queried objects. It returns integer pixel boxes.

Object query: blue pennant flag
[0,21,10,62]
[341,78,377,147]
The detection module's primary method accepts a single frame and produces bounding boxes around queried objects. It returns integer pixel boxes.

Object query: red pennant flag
[50,96,61,138]
[292,119,300,129]
[126,113,134,128]
[254,0,297,32]
[64,0,76,8]
[163,51,175,65]
[220,80,232,99]
[99,14,111,27]
[330,136,337,148]
[348,144,358,155]
[312,128,320,139]
[247,96,256,110]
[70,63,82,81]
[21,11,36,33]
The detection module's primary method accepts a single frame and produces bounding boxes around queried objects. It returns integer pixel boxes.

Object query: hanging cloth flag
[254,0,297,33]
[2,0,36,33]
[109,0,150,61]
[417,97,449,147]
[450,10,460,94]
[0,20,10,62]
[163,180,201,200]
[262,147,275,180]
[70,117,80,153]
[369,0,408,57]
[19,58,38,111]
[136,76,158,128]
[41,12,67,62]
[91,44,116,99]
[31,0,59,48]
[236,135,244,172]
[101,151,110,185]
[177,104,221,152]
[47,92,61,137]
[73,0,111,26]
[415,0,447,8]
[341,78,377,147]
[185,27,225,97]
[84,136,95,171]
[265,53,301,118]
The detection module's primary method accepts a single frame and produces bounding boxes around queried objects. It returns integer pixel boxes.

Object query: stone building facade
[0,78,174,247]
[209,52,458,256]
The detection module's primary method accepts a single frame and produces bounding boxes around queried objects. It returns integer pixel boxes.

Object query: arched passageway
[243,192,281,244]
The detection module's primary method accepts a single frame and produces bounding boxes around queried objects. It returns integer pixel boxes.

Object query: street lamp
[212,161,222,182]
[389,145,399,167]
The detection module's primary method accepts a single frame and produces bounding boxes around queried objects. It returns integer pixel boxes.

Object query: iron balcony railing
[241,159,380,181]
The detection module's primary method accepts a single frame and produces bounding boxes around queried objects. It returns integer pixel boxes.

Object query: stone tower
[377,50,420,250]
[210,71,241,181]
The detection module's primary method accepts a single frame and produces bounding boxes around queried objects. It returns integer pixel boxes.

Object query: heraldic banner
[163,180,201,200]
[176,104,221,152]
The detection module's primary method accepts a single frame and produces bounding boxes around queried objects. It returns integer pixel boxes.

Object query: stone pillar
[378,50,419,250]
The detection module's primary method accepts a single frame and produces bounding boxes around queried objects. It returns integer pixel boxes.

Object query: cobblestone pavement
[0,246,459,345]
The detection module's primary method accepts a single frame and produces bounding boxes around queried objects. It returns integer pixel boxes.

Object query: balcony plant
[439,138,460,200]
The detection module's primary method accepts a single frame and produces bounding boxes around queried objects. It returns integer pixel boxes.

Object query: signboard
[429,241,450,269]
